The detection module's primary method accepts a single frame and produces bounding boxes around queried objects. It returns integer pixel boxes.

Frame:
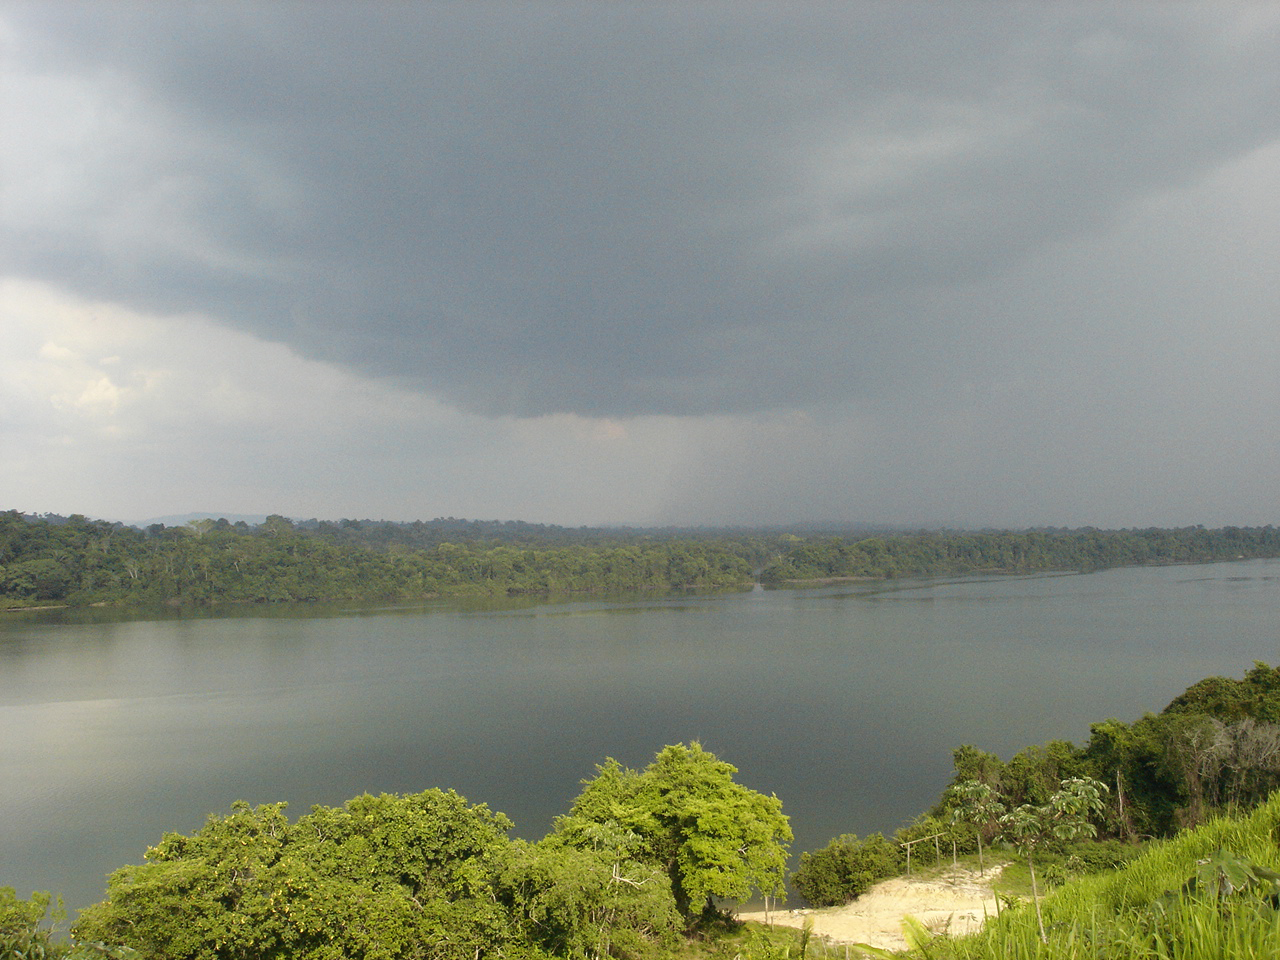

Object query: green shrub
[790,833,900,907]
[1063,838,1141,875]
[1,888,61,960]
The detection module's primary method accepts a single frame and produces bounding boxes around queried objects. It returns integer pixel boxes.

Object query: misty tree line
[2,510,1279,607]
[757,525,1280,582]
[0,512,754,606]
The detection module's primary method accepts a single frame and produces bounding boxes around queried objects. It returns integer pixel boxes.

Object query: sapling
[948,780,1005,877]
[997,777,1108,943]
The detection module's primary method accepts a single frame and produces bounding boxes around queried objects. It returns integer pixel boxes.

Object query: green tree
[500,826,679,960]
[947,781,1005,877]
[563,743,792,925]
[947,744,1005,788]
[560,759,660,854]
[2,887,62,959]
[1082,718,1140,838]
[998,777,1108,942]
[74,791,518,960]
[644,743,792,921]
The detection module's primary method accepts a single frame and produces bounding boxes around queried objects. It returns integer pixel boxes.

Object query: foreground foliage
[933,663,1280,844]
[790,834,901,907]
[1,888,136,960]
[2,888,60,959]
[929,791,1280,959]
[74,792,517,960]
[995,778,1108,942]
[793,663,1280,908]
[781,662,1280,956]
[561,744,792,922]
[67,743,788,960]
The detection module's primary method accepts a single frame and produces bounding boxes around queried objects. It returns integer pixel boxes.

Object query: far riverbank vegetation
[8,663,1280,958]
[3,509,1279,609]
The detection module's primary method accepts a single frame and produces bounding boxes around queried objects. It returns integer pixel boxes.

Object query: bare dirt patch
[738,863,1006,953]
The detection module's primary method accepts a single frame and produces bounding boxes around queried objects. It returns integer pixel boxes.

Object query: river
[3,559,1279,915]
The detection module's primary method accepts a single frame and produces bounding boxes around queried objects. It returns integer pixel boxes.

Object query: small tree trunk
[1028,849,1047,943]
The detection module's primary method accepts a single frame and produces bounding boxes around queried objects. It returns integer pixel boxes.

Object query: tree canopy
[74,791,518,960]
[559,742,792,923]
[68,744,790,959]
[927,663,1280,842]
[4,510,1279,609]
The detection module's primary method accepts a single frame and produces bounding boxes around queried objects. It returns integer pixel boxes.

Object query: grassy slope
[931,793,1280,959]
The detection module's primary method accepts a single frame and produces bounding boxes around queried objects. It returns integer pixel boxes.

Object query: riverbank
[739,863,1005,952]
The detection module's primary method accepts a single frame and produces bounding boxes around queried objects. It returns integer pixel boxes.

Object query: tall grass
[925,792,1280,959]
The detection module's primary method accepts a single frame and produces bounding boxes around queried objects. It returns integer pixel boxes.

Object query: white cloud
[0,278,711,523]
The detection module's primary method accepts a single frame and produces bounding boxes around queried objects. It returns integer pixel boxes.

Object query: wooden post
[900,833,946,878]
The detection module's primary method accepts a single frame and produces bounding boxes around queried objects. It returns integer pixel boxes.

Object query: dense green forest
[0,512,756,606]
[3,510,1278,608]
[756,525,1280,582]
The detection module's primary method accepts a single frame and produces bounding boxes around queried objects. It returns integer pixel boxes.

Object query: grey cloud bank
[2,2,1278,527]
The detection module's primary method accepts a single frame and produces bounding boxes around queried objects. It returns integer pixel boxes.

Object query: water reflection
[2,560,1279,914]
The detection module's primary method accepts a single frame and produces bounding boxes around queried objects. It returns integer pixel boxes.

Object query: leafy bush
[499,834,680,960]
[73,792,520,960]
[790,833,900,907]
[1,888,60,960]
[1063,838,1142,874]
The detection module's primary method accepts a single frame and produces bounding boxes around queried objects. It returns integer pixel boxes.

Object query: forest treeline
[3,510,1280,607]
[757,525,1280,582]
[0,512,755,606]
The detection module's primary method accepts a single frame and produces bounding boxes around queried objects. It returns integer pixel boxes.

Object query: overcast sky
[2,2,1278,528]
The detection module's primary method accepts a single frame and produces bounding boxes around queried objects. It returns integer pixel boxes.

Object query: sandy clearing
[738,863,1006,953]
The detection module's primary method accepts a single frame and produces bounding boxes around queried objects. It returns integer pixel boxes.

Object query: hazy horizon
[4,3,1278,529]
[16,507,1267,538]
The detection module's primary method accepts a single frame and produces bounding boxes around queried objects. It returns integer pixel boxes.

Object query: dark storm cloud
[6,3,1280,417]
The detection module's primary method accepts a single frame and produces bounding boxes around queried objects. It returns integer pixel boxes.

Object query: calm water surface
[3,560,1280,914]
